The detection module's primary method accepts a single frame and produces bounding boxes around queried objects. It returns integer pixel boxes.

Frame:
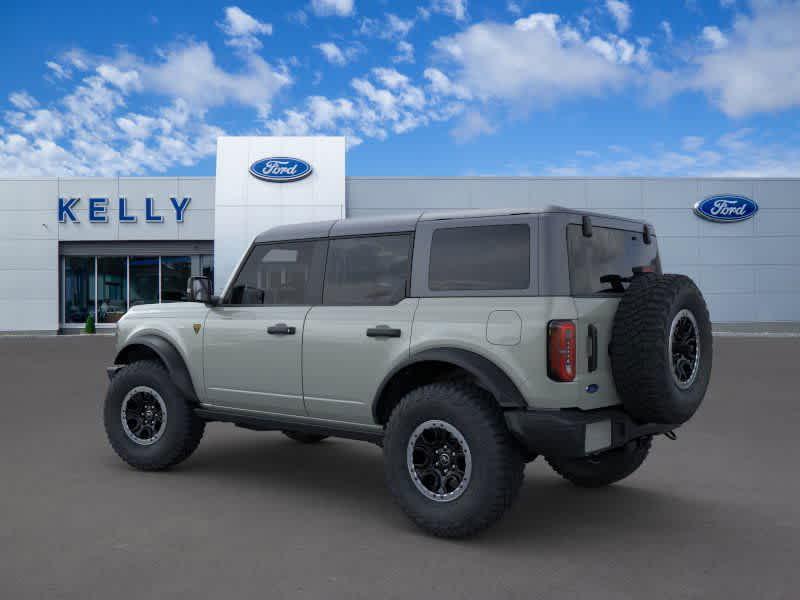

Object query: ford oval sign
[249,157,312,183]
[693,195,758,223]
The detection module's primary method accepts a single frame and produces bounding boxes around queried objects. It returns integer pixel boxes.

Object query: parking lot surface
[1,335,798,599]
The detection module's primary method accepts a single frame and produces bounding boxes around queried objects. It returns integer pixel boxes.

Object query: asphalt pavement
[1,335,798,599]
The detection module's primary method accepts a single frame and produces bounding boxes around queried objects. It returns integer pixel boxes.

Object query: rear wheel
[384,382,524,538]
[546,437,651,488]
[104,360,205,471]
[281,430,328,444]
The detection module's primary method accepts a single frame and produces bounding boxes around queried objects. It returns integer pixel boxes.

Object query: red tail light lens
[548,320,576,382]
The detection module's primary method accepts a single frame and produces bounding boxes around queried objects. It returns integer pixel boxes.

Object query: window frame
[411,215,539,298]
[221,239,329,307]
[321,232,414,307]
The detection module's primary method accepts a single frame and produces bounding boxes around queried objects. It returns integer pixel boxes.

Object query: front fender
[115,334,198,402]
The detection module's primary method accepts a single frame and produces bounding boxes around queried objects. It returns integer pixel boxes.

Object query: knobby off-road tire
[610,273,712,425]
[104,360,205,471]
[546,436,652,488]
[384,382,524,538]
[281,431,329,444]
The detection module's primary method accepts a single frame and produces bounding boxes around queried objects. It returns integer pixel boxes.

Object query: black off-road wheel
[384,382,524,538]
[546,437,652,488]
[104,360,205,471]
[611,273,712,425]
[281,431,329,444]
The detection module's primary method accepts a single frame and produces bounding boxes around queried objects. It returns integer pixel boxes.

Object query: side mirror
[187,276,218,305]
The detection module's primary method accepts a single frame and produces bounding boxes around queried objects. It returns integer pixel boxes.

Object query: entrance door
[203,239,327,416]
[302,233,416,425]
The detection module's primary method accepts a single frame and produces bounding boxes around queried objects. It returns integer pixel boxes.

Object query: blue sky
[1,0,798,177]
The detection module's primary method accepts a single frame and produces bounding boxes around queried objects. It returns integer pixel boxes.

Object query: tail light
[548,320,576,382]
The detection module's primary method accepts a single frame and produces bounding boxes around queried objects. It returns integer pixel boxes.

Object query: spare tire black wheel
[610,273,712,425]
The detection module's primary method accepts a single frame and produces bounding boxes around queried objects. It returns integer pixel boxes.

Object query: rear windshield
[567,224,661,295]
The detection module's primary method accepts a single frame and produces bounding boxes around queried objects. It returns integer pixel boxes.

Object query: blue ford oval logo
[249,157,313,183]
[693,195,758,223]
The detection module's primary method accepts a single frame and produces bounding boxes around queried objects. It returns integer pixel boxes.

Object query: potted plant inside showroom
[84,314,96,334]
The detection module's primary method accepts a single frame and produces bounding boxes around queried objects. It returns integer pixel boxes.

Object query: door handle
[267,323,296,335]
[366,325,402,338]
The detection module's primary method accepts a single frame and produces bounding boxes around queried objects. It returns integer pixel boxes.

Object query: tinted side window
[226,240,327,305]
[428,224,531,291]
[567,224,661,295]
[323,235,411,305]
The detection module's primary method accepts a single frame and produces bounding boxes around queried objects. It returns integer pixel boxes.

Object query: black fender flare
[372,347,527,421]
[114,334,198,402]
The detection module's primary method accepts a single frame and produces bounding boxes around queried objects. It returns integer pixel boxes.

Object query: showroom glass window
[323,234,412,305]
[226,241,327,305]
[161,256,191,302]
[61,254,214,326]
[129,256,158,307]
[97,257,127,323]
[428,225,530,291]
[64,256,95,324]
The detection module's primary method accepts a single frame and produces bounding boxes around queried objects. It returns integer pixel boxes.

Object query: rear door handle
[267,323,296,335]
[366,325,402,338]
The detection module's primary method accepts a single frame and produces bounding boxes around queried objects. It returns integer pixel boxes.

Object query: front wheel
[545,437,651,488]
[104,360,205,471]
[384,382,524,538]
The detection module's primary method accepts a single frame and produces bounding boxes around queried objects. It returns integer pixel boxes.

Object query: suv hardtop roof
[253,206,652,244]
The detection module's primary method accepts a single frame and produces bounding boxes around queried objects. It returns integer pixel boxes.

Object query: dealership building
[0,136,798,334]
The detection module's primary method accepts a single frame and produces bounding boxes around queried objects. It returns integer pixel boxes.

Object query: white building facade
[0,136,798,334]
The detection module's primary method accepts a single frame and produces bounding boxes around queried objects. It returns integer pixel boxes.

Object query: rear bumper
[504,407,675,459]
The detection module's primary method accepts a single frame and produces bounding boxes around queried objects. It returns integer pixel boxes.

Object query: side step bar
[195,406,385,445]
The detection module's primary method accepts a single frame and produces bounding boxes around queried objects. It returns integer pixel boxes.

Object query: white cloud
[660,20,673,42]
[701,25,728,49]
[682,135,705,152]
[691,1,800,116]
[432,13,639,107]
[507,1,522,16]
[218,6,272,51]
[0,32,288,175]
[430,0,468,21]
[310,0,354,17]
[314,42,363,66]
[451,110,496,142]
[423,67,472,100]
[546,128,800,177]
[393,41,415,63]
[45,61,71,80]
[9,91,38,111]
[266,66,463,145]
[386,14,414,38]
[606,0,632,33]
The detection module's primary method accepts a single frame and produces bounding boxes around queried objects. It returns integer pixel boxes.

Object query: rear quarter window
[567,224,661,295]
[428,224,530,291]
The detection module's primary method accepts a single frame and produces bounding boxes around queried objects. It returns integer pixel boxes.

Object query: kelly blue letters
[170,197,191,222]
[58,198,80,223]
[88,198,108,223]
[59,197,192,223]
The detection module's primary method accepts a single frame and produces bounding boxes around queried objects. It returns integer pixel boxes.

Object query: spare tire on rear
[610,273,712,425]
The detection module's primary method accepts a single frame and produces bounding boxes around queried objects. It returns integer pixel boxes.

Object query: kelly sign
[58,197,191,223]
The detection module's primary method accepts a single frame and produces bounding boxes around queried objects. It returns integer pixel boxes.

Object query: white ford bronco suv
[104,207,712,538]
